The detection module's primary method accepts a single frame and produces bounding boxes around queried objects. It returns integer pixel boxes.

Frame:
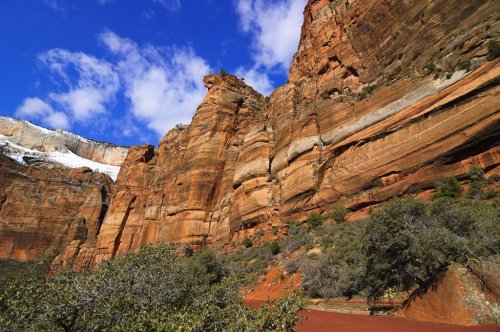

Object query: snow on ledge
[0,137,120,181]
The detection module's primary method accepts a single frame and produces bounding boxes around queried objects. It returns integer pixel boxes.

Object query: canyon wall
[66,0,499,266]
[0,117,128,166]
[0,0,498,266]
[0,154,111,264]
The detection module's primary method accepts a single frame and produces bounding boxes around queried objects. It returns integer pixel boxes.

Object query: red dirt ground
[245,301,500,331]
[296,310,500,332]
[243,267,301,301]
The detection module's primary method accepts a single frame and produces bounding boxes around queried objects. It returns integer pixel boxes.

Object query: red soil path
[245,301,499,332]
[296,310,500,332]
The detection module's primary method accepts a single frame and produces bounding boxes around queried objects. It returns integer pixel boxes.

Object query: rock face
[1,0,499,267]
[0,117,128,166]
[0,154,112,263]
[84,0,499,266]
[90,74,267,264]
[398,264,500,326]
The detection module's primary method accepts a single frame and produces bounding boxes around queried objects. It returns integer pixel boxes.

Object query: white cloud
[16,97,70,129]
[39,49,120,121]
[234,0,305,95]
[16,30,211,141]
[46,111,70,129]
[235,67,273,96]
[16,97,54,117]
[236,0,305,70]
[99,31,211,137]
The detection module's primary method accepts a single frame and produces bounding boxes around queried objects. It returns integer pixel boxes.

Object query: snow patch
[56,129,91,143]
[0,137,120,181]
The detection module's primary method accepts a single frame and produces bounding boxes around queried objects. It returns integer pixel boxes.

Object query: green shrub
[285,221,301,236]
[331,204,349,223]
[270,241,281,256]
[467,166,485,199]
[306,212,323,228]
[487,39,500,60]
[0,244,306,331]
[363,198,453,302]
[243,237,253,248]
[457,58,472,72]
[433,176,462,199]
[362,197,499,302]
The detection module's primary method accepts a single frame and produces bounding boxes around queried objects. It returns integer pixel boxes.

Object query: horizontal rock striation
[1,0,498,268]
[0,154,112,264]
[72,0,500,267]
[0,117,128,166]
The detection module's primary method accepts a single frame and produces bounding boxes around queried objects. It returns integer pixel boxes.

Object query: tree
[0,244,306,331]
[362,198,455,302]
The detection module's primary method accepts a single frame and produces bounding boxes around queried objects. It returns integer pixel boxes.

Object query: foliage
[243,237,254,248]
[284,221,301,236]
[283,221,366,299]
[433,176,462,199]
[270,241,281,256]
[331,204,349,223]
[363,197,499,302]
[0,245,305,331]
[357,84,377,101]
[280,194,499,302]
[457,58,472,72]
[305,212,323,228]
[467,166,485,199]
[487,39,500,60]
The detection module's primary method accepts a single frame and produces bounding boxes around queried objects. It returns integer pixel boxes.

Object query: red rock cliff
[0,154,111,265]
[3,0,498,266]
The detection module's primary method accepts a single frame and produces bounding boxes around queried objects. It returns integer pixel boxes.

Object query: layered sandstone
[1,0,498,268]
[89,73,267,264]
[0,154,112,263]
[0,117,128,166]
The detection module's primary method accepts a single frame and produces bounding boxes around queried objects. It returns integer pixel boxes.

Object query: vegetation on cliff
[0,245,306,331]
[230,171,499,304]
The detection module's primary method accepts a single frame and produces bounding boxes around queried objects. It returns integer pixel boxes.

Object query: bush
[467,166,485,199]
[433,176,462,199]
[0,245,306,331]
[285,221,301,236]
[362,197,500,302]
[306,212,323,228]
[243,237,253,248]
[487,39,500,60]
[363,199,453,302]
[331,204,349,223]
[270,241,281,256]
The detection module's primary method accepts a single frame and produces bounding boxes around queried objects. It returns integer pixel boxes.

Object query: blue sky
[0,0,306,146]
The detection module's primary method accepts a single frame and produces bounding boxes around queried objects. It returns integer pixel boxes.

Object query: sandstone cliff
[0,117,128,167]
[0,154,112,264]
[75,0,499,267]
[0,0,498,268]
